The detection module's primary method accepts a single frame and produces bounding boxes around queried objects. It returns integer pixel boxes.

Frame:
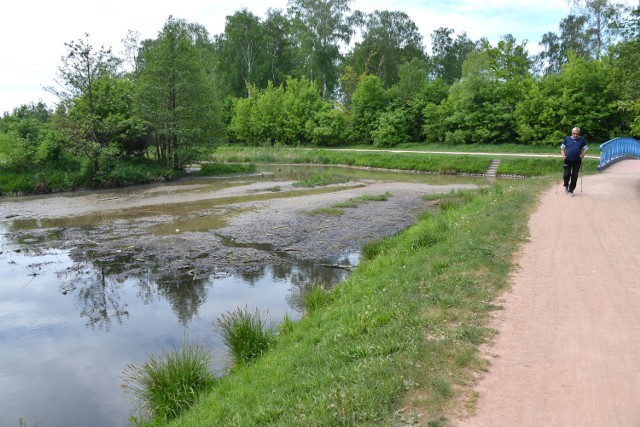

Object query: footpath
[455,159,640,426]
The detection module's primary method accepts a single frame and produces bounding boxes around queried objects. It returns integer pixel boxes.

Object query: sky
[0,0,609,114]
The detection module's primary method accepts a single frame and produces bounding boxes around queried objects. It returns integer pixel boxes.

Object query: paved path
[328,148,600,159]
[455,159,640,426]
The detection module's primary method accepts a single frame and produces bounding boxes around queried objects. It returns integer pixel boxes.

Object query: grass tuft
[214,306,276,367]
[121,339,215,423]
[300,282,332,313]
[292,173,350,187]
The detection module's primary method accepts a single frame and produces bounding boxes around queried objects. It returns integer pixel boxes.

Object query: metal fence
[597,137,640,171]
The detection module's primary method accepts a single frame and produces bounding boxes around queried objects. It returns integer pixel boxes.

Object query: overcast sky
[0,0,610,114]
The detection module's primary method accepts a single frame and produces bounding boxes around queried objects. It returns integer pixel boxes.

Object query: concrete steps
[485,159,500,177]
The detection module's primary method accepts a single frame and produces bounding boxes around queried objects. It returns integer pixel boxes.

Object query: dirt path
[455,159,640,426]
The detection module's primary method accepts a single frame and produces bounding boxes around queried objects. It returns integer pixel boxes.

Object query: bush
[372,109,409,147]
[122,339,215,423]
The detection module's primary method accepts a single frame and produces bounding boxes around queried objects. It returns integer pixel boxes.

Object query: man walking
[561,127,588,196]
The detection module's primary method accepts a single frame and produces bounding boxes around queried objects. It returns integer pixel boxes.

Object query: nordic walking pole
[556,160,563,194]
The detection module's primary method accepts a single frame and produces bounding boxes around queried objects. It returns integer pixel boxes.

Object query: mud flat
[1,176,478,280]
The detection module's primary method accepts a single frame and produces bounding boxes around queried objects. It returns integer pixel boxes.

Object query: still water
[0,166,483,426]
[0,228,355,426]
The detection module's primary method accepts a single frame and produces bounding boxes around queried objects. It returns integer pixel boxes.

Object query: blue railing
[597,137,640,171]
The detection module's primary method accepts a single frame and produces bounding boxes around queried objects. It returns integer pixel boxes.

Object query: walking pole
[556,160,563,194]
[580,162,583,193]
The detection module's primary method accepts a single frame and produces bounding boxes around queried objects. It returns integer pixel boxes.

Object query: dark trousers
[563,159,582,193]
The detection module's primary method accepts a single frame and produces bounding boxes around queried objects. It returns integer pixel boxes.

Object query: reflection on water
[0,225,354,427]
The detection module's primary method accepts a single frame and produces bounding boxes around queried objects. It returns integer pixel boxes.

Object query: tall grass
[214,307,276,367]
[121,339,215,423]
[299,282,332,314]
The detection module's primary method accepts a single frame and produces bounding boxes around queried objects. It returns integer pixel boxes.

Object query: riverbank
[158,176,550,426]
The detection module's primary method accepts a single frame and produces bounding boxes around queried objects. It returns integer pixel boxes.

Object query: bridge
[597,137,640,171]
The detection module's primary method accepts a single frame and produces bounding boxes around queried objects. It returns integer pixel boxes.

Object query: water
[0,227,355,427]
[0,166,483,426]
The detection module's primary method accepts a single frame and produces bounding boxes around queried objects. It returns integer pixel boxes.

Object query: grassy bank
[211,145,599,177]
[161,176,551,426]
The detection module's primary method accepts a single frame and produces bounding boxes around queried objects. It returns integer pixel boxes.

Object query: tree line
[1,0,639,190]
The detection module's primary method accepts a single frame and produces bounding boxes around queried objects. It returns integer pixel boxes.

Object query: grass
[211,145,599,177]
[214,307,277,367]
[121,339,216,424]
[305,207,345,216]
[163,176,550,426]
[299,282,332,314]
[194,163,256,176]
[292,173,350,187]
[332,192,391,209]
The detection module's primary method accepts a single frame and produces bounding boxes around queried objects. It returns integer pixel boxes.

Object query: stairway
[485,159,500,178]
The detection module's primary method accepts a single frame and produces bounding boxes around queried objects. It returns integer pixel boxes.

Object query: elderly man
[561,127,588,196]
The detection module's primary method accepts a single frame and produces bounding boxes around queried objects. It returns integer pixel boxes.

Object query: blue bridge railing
[597,137,640,171]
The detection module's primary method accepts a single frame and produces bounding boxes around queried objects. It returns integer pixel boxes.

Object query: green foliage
[136,17,222,170]
[371,109,410,147]
[214,307,276,367]
[556,56,622,142]
[288,0,354,99]
[307,107,351,146]
[94,158,177,186]
[280,78,329,145]
[229,78,339,146]
[122,339,215,423]
[344,11,425,88]
[351,75,389,144]
[228,82,283,145]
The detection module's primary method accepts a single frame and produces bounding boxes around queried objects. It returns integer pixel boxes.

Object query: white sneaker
[569,192,575,197]
[564,186,569,194]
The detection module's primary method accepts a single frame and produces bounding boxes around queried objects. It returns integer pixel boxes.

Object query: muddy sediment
[1,175,478,281]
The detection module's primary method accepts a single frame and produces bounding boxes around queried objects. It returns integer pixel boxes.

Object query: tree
[344,10,425,88]
[350,74,388,144]
[609,6,640,136]
[262,9,297,89]
[280,77,329,145]
[0,102,52,169]
[429,28,479,84]
[568,0,621,59]
[287,0,355,99]
[483,34,531,80]
[556,56,621,142]
[424,48,526,145]
[214,9,267,98]
[136,17,222,170]
[536,15,592,74]
[46,34,131,173]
